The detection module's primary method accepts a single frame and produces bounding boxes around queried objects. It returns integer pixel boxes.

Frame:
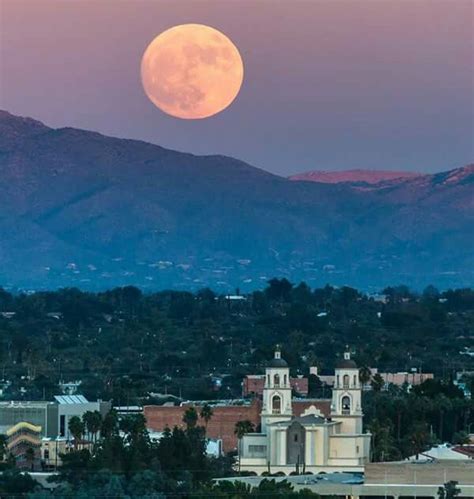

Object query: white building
[239,349,371,474]
[407,443,473,462]
[0,396,110,440]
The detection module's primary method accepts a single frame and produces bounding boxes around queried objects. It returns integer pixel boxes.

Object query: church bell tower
[331,348,363,434]
[261,348,292,432]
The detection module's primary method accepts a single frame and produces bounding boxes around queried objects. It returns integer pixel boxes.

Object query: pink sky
[1,0,472,175]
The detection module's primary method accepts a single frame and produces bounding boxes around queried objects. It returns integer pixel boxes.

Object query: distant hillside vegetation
[0,110,472,291]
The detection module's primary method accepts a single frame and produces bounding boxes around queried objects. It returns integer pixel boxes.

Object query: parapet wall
[365,460,474,485]
[144,400,262,452]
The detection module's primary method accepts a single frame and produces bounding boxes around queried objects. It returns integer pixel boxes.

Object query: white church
[239,349,371,474]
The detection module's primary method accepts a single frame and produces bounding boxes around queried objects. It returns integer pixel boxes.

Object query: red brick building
[242,375,309,397]
[144,400,262,452]
[144,398,331,453]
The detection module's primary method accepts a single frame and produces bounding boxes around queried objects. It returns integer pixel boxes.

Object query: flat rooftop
[218,461,474,497]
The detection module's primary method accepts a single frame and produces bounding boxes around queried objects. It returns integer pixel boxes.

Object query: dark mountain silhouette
[0,111,472,291]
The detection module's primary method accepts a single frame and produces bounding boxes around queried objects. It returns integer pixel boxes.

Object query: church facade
[239,349,371,474]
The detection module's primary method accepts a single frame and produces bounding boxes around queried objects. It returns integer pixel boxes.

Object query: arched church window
[267,374,270,385]
[343,375,350,389]
[353,375,357,387]
[272,395,281,414]
[336,375,340,388]
[284,374,288,386]
[342,395,351,415]
[274,374,280,387]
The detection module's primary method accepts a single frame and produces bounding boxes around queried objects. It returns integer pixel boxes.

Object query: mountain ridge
[0,111,472,291]
[288,169,422,186]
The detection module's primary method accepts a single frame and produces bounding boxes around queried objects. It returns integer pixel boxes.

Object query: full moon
[141,24,244,119]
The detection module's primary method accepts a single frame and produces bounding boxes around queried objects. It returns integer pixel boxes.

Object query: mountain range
[0,110,472,291]
[288,169,421,186]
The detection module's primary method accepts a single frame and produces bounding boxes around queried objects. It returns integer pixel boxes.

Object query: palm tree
[182,407,198,430]
[200,404,213,432]
[368,419,396,462]
[234,420,255,473]
[409,421,430,460]
[119,414,148,447]
[68,415,85,449]
[435,394,451,442]
[25,446,35,471]
[83,410,102,444]
[101,410,118,439]
[393,395,406,442]
[82,411,94,442]
[371,373,385,392]
[359,366,372,389]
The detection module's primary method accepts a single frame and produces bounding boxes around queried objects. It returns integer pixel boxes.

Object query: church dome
[336,358,357,369]
[267,348,288,368]
[267,357,288,368]
[336,349,357,369]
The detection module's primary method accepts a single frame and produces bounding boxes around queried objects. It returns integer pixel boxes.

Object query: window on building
[248,445,266,455]
[353,375,357,387]
[272,395,281,414]
[294,434,298,442]
[44,449,50,459]
[356,445,360,454]
[274,374,280,387]
[336,375,340,387]
[343,374,350,389]
[284,374,288,386]
[59,415,66,437]
[341,395,351,415]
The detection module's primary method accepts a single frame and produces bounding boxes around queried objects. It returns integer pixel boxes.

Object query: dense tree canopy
[0,282,472,405]
[0,281,473,496]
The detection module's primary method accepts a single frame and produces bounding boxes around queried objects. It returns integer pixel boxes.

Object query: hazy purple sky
[1,0,472,175]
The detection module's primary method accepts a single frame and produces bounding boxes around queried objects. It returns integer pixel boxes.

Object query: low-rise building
[6,422,42,470]
[114,405,143,417]
[311,367,433,389]
[0,396,110,440]
[407,443,474,462]
[220,461,474,497]
[145,399,261,452]
[0,401,54,436]
[378,370,434,387]
[41,437,72,469]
